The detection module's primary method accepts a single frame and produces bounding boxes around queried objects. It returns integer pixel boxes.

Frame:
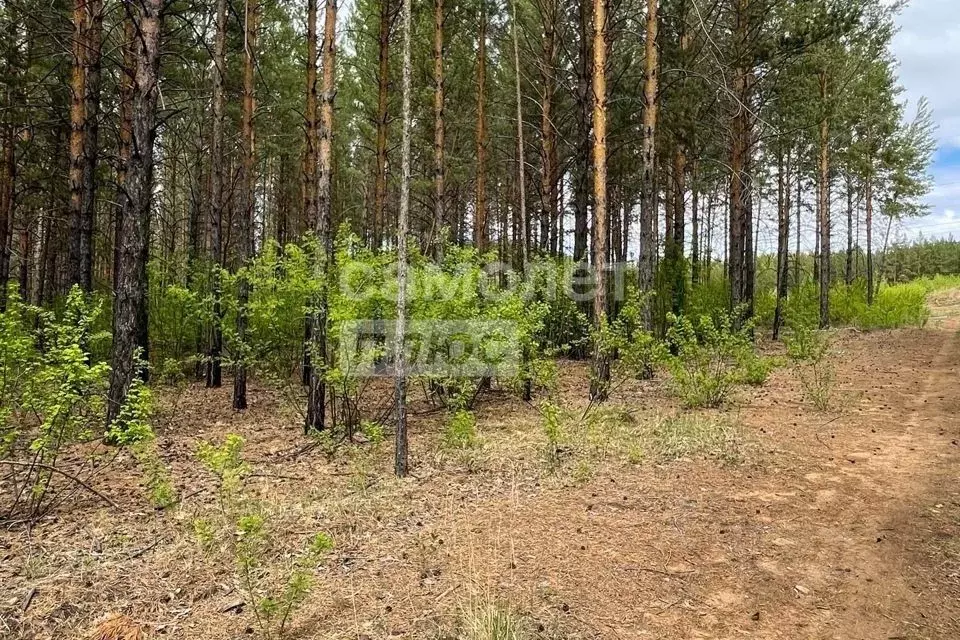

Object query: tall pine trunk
[817,70,830,329]
[474,4,488,251]
[573,0,591,263]
[638,0,658,325]
[207,0,227,389]
[394,0,412,476]
[68,0,102,293]
[670,146,685,315]
[302,0,319,387]
[728,0,754,323]
[234,0,258,411]
[108,0,163,426]
[373,0,392,249]
[431,0,445,256]
[845,173,854,285]
[306,0,337,434]
[303,0,319,229]
[0,81,13,309]
[511,0,531,401]
[589,0,609,401]
[865,174,874,305]
[540,0,557,258]
[772,150,790,339]
[690,159,699,285]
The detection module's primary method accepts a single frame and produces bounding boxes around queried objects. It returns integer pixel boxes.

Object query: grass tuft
[459,600,525,640]
[647,414,747,464]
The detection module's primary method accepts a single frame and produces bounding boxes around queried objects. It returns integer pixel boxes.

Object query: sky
[892,0,960,243]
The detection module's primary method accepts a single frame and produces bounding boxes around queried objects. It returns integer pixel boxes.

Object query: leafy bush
[538,400,567,469]
[194,434,334,639]
[610,288,667,380]
[442,409,478,450]
[664,311,755,408]
[0,287,149,520]
[785,321,835,411]
[734,350,780,386]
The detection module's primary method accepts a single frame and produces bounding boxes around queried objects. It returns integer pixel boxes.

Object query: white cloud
[892,0,960,146]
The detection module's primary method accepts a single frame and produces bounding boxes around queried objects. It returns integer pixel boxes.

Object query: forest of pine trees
[0,0,942,475]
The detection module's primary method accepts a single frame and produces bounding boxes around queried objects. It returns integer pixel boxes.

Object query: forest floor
[3,291,960,640]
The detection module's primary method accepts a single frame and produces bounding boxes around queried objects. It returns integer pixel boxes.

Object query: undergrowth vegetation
[0,286,155,521]
[194,434,335,639]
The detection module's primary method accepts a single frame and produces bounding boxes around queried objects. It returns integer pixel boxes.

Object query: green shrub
[665,311,754,408]
[538,400,566,469]
[610,288,667,380]
[195,434,334,639]
[0,286,147,520]
[785,321,835,411]
[442,410,478,450]
[735,351,780,386]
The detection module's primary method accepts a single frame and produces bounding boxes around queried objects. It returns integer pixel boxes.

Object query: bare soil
[2,292,960,639]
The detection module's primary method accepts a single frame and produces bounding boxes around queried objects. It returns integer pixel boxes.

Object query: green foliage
[735,351,780,387]
[0,286,150,519]
[194,434,334,639]
[442,410,478,450]
[610,288,668,380]
[538,400,566,469]
[358,420,386,444]
[135,441,177,509]
[197,433,251,498]
[105,374,154,446]
[785,321,835,411]
[664,312,755,408]
[529,258,591,356]
[148,260,204,376]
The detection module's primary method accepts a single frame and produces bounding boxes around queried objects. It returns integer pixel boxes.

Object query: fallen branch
[0,460,118,509]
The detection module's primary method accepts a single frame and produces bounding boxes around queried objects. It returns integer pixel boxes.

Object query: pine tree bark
[302,0,319,386]
[728,0,754,324]
[373,0,392,250]
[234,0,258,411]
[303,0,319,228]
[0,14,17,309]
[690,159,699,285]
[573,0,592,263]
[772,150,790,339]
[670,146,685,315]
[306,0,337,433]
[431,0,445,257]
[589,0,609,401]
[540,0,557,258]
[394,0,412,476]
[845,173,854,285]
[108,0,163,426]
[68,0,102,293]
[865,174,874,305]
[474,4,488,251]
[207,0,227,388]
[510,0,532,401]
[638,0,658,323]
[0,86,13,310]
[817,70,830,329]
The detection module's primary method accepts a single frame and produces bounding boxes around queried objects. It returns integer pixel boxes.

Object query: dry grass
[3,319,960,639]
[89,615,144,640]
